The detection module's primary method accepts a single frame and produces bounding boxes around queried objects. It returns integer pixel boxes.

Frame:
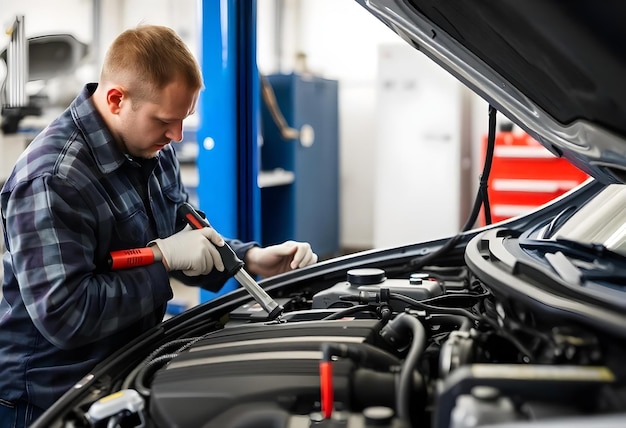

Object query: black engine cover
[149,319,400,428]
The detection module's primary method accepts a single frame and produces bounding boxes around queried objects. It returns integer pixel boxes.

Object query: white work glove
[148,227,225,276]
[245,240,318,278]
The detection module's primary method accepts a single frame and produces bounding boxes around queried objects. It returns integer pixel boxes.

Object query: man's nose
[166,121,184,142]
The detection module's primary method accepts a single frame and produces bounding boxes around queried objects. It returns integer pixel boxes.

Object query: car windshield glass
[548,184,626,256]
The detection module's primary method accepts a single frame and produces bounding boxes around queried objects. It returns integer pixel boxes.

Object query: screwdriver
[177,202,284,320]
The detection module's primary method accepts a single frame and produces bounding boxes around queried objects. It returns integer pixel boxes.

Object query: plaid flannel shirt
[0,83,254,409]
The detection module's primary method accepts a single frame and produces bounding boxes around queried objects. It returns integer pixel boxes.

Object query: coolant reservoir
[311,268,443,310]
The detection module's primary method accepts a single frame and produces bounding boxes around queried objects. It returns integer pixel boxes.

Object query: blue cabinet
[260,73,340,259]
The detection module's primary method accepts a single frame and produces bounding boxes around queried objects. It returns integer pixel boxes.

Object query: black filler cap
[347,268,386,286]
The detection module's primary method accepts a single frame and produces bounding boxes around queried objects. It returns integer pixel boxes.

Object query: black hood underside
[405,0,626,137]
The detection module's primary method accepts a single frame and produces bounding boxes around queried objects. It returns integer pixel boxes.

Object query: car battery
[312,268,443,312]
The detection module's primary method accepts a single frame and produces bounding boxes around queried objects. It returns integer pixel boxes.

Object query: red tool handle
[108,248,156,270]
[107,202,202,270]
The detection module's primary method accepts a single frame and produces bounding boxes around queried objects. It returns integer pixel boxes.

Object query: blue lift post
[196,0,260,302]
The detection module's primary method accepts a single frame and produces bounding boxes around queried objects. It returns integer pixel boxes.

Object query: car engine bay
[73,182,626,428]
[140,275,625,428]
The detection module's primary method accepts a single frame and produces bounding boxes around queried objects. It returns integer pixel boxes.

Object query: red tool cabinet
[482,131,589,225]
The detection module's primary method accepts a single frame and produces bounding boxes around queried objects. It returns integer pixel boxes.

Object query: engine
[85,265,625,428]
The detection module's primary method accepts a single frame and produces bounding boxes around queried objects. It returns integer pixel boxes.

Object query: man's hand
[245,241,318,278]
[149,228,225,276]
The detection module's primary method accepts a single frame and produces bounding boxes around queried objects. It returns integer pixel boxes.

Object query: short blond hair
[101,25,203,102]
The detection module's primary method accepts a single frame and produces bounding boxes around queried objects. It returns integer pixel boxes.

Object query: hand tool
[177,202,284,320]
[108,248,161,270]
[106,203,284,320]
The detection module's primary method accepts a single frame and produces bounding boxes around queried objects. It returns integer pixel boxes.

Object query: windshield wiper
[521,238,626,263]
[520,238,626,285]
[541,206,578,239]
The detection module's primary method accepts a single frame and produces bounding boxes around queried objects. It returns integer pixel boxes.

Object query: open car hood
[357,0,626,183]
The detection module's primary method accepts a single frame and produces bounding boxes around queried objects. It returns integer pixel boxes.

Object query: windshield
[550,184,626,256]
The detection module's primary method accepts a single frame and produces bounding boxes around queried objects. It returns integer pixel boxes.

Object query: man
[0,25,317,427]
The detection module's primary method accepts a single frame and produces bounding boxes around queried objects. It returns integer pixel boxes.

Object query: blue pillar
[196,0,260,302]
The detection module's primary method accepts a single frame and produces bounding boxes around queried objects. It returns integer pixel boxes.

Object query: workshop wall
[1,0,491,255]
[0,0,93,43]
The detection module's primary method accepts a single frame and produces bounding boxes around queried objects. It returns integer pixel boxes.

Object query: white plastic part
[86,389,145,426]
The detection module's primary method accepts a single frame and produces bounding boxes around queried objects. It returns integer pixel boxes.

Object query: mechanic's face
[117,79,198,159]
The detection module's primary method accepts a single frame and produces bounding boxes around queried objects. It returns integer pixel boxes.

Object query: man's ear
[106,87,125,114]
